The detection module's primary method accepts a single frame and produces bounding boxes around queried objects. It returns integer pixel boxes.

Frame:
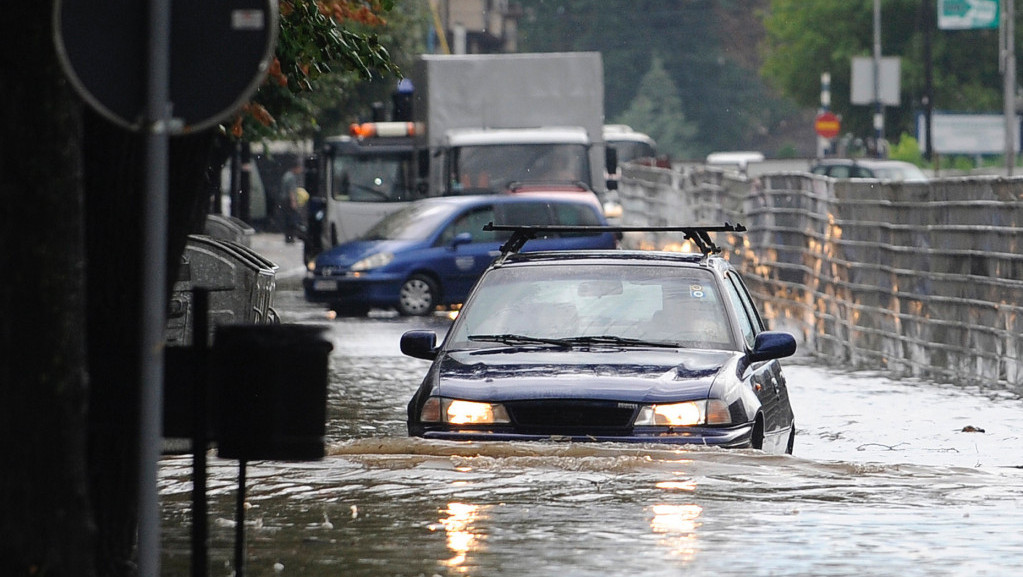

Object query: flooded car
[401,225,798,453]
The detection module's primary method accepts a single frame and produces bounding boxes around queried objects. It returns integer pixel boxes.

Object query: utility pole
[923,0,934,161]
[1003,0,1016,175]
[873,0,884,155]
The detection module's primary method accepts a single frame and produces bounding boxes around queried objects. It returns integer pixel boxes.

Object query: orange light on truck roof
[349,122,416,138]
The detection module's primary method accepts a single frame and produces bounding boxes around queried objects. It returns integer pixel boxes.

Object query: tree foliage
[762,0,1011,140]
[613,55,698,159]
[516,0,807,157]
[234,0,414,141]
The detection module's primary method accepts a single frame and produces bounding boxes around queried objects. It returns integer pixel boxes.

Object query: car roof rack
[483,223,746,259]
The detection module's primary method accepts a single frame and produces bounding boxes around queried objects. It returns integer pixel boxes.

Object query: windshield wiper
[467,334,571,348]
[559,335,681,349]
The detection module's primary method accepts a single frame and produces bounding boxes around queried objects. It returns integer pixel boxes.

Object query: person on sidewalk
[280,158,304,244]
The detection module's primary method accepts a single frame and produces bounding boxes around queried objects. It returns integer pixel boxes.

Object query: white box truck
[411,52,612,199]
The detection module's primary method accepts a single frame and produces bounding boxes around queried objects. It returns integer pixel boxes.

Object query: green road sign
[938,0,1000,30]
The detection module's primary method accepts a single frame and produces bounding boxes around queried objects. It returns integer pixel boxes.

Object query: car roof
[812,158,915,168]
[497,249,732,273]
[416,193,602,210]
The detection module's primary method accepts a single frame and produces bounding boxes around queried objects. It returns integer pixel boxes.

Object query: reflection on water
[434,502,484,571]
[160,311,1023,576]
[650,503,701,562]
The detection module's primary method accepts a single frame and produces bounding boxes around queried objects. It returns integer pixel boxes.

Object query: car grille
[505,400,636,434]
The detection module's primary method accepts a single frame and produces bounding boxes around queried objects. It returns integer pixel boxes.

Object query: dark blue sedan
[402,229,798,453]
[303,195,616,316]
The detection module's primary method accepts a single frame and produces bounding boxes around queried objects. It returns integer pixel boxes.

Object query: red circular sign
[815,111,841,139]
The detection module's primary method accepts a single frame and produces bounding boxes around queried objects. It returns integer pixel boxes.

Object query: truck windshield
[450,143,590,193]
[609,140,656,164]
[331,152,414,202]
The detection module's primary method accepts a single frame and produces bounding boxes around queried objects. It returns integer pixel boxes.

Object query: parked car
[401,225,798,453]
[810,158,928,182]
[303,195,617,316]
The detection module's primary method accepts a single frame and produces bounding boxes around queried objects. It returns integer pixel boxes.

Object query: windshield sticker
[690,284,706,298]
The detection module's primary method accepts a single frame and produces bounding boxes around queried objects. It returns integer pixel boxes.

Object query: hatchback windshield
[448,263,736,350]
[360,202,459,241]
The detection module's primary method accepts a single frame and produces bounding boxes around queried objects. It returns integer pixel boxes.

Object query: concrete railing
[618,162,1023,389]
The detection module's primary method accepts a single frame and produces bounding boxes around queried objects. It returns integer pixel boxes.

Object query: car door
[431,203,502,301]
[722,271,793,447]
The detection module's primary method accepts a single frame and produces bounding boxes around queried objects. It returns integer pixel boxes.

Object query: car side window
[722,273,758,348]
[552,202,603,236]
[494,202,556,239]
[828,165,850,178]
[851,166,874,178]
[727,272,766,332]
[438,206,495,245]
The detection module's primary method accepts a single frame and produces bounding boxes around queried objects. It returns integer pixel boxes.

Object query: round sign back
[54,0,277,133]
[814,111,841,139]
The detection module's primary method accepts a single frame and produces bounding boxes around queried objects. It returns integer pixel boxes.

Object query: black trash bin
[212,324,333,461]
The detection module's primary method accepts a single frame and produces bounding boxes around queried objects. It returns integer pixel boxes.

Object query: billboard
[917,112,1020,155]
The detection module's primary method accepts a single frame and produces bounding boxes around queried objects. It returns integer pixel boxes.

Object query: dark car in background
[304,194,617,316]
[401,225,798,453]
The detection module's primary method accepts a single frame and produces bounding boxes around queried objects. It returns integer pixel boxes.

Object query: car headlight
[420,397,511,425]
[351,252,394,271]
[634,400,731,426]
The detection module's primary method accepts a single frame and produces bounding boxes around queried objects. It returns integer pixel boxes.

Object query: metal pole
[139,0,171,574]
[873,0,884,156]
[192,289,210,577]
[923,0,934,161]
[1005,0,1016,175]
[235,460,248,577]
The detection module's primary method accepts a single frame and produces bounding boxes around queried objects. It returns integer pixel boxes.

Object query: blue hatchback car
[303,195,617,316]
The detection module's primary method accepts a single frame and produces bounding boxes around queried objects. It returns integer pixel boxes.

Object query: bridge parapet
[618,163,1023,390]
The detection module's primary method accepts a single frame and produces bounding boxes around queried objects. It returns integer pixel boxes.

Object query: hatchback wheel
[398,274,438,316]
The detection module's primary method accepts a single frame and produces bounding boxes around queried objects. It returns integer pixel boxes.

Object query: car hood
[426,347,738,403]
[316,239,420,267]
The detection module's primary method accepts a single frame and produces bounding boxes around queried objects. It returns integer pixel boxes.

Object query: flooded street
[161,291,1023,576]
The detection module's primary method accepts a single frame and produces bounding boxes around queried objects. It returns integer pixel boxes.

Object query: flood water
[160,292,1023,576]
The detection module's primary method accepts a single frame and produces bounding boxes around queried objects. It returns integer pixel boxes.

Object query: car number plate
[312,279,337,291]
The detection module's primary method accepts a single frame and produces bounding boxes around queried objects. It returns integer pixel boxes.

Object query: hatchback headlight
[634,400,731,426]
[420,397,511,425]
[351,252,393,271]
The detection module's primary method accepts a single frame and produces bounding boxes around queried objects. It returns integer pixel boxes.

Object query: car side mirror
[450,231,473,249]
[400,330,439,360]
[748,331,796,363]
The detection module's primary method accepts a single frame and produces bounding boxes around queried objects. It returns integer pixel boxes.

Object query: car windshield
[360,202,460,241]
[448,263,736,351]
[451,143,591,192]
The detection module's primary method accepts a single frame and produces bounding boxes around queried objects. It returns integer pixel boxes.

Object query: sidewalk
[249,233,307,291]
